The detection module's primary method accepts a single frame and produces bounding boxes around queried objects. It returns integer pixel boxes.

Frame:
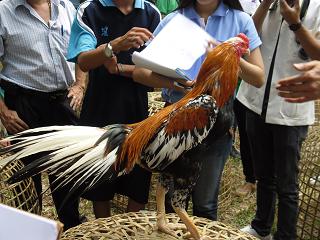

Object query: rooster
[0,33,249,240]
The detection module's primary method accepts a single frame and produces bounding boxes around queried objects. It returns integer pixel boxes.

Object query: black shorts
[82,165,152,204]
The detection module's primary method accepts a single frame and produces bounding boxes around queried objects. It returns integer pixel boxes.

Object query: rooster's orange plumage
[0,33,249,240]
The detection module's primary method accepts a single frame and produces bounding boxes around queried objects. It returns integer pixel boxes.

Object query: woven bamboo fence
[0,159,41,214]
[297,126,320,239]
[314,100,320,126]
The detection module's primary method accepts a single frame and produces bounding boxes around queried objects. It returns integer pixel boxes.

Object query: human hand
[0,107,29,134]
[0,139,10,147]
[276,61,320,103]
[279,0,300,25]
[68,84,85,111]
[111,27,153,52]
[173,79,195,94]
[206,39,221,53]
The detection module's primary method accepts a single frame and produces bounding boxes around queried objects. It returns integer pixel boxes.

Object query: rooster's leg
[156,174,184,237]
[172,206,211,240]
[170,185,212,240]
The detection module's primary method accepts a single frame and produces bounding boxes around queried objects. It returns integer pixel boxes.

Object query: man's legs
[246,110,276,237]
[3,87,82,229]
[234,99,256,186]
[117,165,152,213]
[246,110,308,239]
[271,124,307,240]
[93,201,111,218]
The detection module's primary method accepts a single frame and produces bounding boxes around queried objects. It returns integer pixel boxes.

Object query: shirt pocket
[279,101,310,119]
[280,101,298,118]
[51,28,69,56]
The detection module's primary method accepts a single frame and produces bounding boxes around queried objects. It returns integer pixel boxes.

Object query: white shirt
[237,0,320,126]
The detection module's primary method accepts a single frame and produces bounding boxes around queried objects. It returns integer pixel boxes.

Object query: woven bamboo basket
[61,211,258,239]
[297,127,320,240]
[0,159,41,214]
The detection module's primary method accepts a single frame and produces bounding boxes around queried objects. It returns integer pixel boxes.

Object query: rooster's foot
[157,222,186,237]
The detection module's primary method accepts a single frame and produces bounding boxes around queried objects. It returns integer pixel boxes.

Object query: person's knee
[276,182,299,199]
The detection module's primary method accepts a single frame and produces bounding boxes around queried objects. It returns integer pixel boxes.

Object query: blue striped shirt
[0,0,76,92]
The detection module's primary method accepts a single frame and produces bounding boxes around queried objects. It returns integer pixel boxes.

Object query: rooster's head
[225,33,250,57]
[190,33,250,107]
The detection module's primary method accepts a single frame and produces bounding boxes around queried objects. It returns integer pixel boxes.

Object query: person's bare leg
[127,198,145,212]
[93,200,111,218]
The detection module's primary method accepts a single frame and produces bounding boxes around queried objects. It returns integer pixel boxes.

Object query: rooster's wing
[142,94,218,171]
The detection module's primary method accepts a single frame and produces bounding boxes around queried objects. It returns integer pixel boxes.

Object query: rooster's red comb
[237,33,249,45]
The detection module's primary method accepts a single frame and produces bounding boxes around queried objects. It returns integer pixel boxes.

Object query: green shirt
[156,0,178,15]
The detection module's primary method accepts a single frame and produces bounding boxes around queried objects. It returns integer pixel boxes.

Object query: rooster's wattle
[0,34,249,240]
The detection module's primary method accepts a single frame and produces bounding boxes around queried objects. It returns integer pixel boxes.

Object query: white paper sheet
[0,204,62,240]
[132,13,214,80]
[239,0,260,15]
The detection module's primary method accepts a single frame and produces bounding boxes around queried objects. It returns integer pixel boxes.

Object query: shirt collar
[14,0,62,9]
[13,0,26,9]
[99,0,145,9]
[183,2,229,20]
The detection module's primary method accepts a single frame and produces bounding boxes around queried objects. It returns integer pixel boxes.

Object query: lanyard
[260,19,284,121]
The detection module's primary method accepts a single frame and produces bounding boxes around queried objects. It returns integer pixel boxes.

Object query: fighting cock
[0,34,249,240]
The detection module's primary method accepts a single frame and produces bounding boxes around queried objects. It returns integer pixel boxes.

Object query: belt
[0,80,68,100]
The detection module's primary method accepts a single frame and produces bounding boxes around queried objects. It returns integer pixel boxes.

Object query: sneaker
[235,182,256,197]
[241,225,273,240]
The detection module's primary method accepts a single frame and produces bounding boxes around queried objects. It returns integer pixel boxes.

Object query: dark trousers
[2,81,81,229]
[233,99,255,183]
[246,110,307,240]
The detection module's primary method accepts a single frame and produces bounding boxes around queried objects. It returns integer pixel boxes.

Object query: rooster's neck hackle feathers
[189,42,241,107]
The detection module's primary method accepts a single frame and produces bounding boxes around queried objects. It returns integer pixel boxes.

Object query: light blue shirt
[0,0,76,92]
[69,0,80,9]
[156,2,262,103]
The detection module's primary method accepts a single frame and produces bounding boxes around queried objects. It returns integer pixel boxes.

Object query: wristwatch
[289,22,302,32]
[104,42,114,58]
